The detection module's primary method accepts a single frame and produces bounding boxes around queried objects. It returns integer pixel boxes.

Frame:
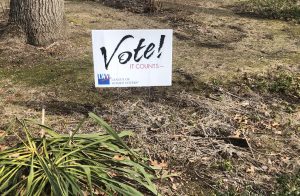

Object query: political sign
[92,29,173,87]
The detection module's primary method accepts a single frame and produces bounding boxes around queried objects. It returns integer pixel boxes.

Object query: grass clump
[0,113,159,196]
[237,0,300,21]
[276,170,300,195]
[242,71,300,99]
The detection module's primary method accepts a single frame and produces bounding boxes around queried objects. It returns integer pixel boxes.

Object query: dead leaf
[262,166,268,171]
[113,155,125,161]
[170,177,174,182]
[150,160,168,169]
[256,142,262,147]
[281,157,290,164]
[260,121,271,129]
[0,145,7,151]
[267,158,273,165]
[240,101,250,107]
[9,153,20,158]
[268,167,278,173]
[201,157,211,161]
[234,114,248,125]
[231,130,241,138]
[94,189,106,195]
[264,111,271,117]
[172,183,178,190]
[272,122,280,128]
[108,172,117,177]
[275,131,282,135]
[246,165,255,174]
[83,191,88,196]
[234,114,242,123]
[0,130,5,137]
[39,130,45,138]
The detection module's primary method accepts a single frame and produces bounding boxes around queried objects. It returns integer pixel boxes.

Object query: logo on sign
[98,74,110,85]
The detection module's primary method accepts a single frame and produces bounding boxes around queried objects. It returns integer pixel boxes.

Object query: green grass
[238,0,300,21]
[276,170,300,195]
[0,56,105,104]
[240,71,300,99]
[0,113,160,196]
[8,58,93,86]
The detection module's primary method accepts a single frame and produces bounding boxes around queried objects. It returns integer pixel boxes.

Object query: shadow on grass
[161,1,234,17]
[15,100,100,116]
[229,2,300,22]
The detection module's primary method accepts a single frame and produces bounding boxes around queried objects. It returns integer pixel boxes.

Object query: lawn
[0,0,299,194]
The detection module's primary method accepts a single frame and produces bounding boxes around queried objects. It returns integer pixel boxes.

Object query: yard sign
[92,30,173,87]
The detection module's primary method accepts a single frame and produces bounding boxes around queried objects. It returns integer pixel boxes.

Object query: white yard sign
[92,30,173,87]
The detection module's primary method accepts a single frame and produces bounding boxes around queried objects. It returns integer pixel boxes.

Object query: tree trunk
[9,0,65,46]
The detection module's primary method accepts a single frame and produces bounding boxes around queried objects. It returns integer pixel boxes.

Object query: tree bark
[9,0,65,46]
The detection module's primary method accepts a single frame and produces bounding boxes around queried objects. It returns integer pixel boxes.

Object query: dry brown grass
[0,0,299,194]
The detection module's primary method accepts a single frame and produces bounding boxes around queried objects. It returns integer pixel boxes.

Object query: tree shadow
[12,84,200,117]
[161,1,234,17]
[153,2,247,49]
[14,100,101,116]
[0,22,8,37]
[227,3,300,22]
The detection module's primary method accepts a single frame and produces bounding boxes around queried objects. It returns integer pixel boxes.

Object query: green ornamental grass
[0,113,159,196]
